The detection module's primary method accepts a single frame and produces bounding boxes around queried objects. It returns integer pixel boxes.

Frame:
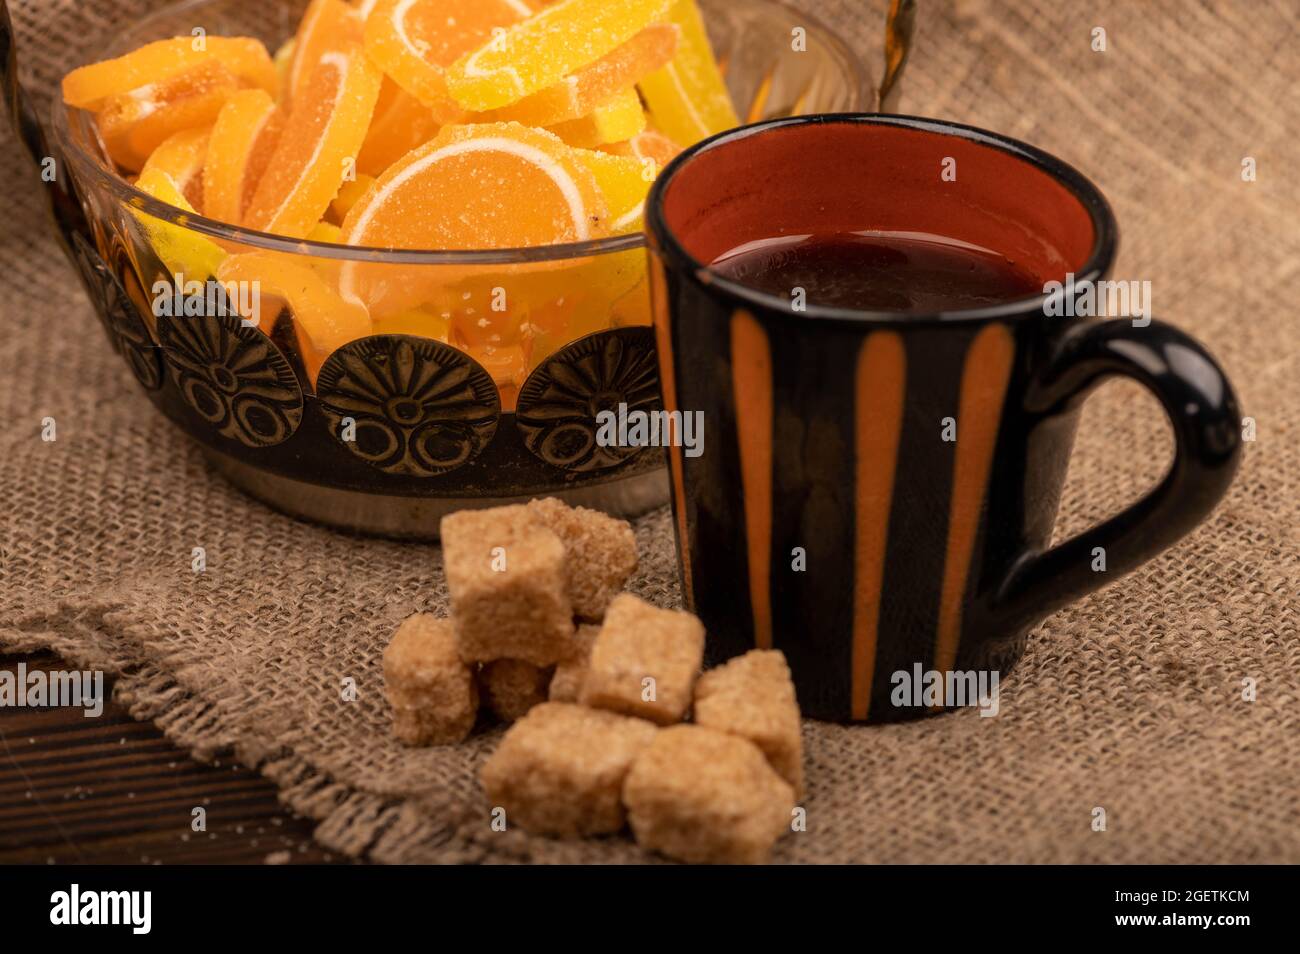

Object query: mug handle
[992,318,1242,631]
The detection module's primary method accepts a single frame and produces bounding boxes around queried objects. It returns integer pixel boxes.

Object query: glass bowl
[45,0,870,537]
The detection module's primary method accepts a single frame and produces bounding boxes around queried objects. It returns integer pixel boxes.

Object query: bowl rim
[52,0,872,265]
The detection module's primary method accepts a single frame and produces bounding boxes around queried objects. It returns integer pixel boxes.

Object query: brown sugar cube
[441,505,575,666]
[526,497,638,620]
[480,702,657,837]
[580,593,704,725]
[694,650,804,799]
[623,724,795,864]
[480,659,552,723]
[383,614,479,746]
[548,624,599,703]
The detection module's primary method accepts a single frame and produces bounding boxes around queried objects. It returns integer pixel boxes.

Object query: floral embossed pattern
[157,304,304,447]
[516,327,660,472]
[70,232,163,391]
[316,336,500,477]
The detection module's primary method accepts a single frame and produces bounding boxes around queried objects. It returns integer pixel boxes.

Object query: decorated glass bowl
[3,0,869,537]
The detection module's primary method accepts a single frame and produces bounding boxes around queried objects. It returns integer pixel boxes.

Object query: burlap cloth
[2,0,1297,864]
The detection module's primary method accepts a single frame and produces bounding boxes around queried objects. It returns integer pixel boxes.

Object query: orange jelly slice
[637,0,738,146]
[356,79,441,176]
[600,127,682,170]
[339,122,608,314]
[363,0,533,122]
[98,60,243,173]
[338,122,609,251]
[286,0,364,107]
[485,22,678,127]
[445,0,673,112]
[202,89,284,226]
[140,126,212,208]
[218,252,372,383]
[244,47,383,239]
[546,87,646,149]
[330,173,377,222]
[63,36,276,111]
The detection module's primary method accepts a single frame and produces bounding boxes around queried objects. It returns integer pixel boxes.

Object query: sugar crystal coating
[526,497,638,620]
[623,724,795,864]
[480,659,553,723]
[546,86,648,150]
[694,650,804,798]
[445,0,675,112]
[480,702,657,837]
[637,0,738,146]
[580,593,704,724]
[441,505,576,666]
[487,23,679,127]
[99,60,241,173]
[244,44,384,239]
[383,614,479,745]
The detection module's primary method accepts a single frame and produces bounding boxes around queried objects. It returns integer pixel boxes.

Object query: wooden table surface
[0,652,343,864]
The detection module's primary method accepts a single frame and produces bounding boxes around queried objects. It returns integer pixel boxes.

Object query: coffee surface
[709,230,1044,313]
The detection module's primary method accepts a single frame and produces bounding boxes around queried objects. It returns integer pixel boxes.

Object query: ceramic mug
[646,114,1242,722]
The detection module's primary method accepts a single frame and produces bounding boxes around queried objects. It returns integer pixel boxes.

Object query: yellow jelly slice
[133,167,228,281]
[203,89,283,226]
[371,307,451,342]
[244,47,384,239]
[485,22,678,127]
[547,87,646,149]
[445,0,673,112]
[572,146,652,232]
[363,0,533,122]
[274,38,298,102]
[636,0,737,146]
[308,221,345,243]
[63,36,276,111]
[218,252,372,383]
[98,60,245,173]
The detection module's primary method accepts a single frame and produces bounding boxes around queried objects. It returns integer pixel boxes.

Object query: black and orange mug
[646,114,1242,723]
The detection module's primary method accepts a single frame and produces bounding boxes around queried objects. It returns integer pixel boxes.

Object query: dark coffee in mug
[709,230,1043,312]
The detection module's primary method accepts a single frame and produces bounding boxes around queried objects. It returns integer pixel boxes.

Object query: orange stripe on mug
[650,257,695,609]
[934,323,1016,688]
[851,331,907,721]
[730,309,774,650]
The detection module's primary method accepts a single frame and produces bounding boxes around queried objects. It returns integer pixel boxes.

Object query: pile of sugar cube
[381,497,804,864]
